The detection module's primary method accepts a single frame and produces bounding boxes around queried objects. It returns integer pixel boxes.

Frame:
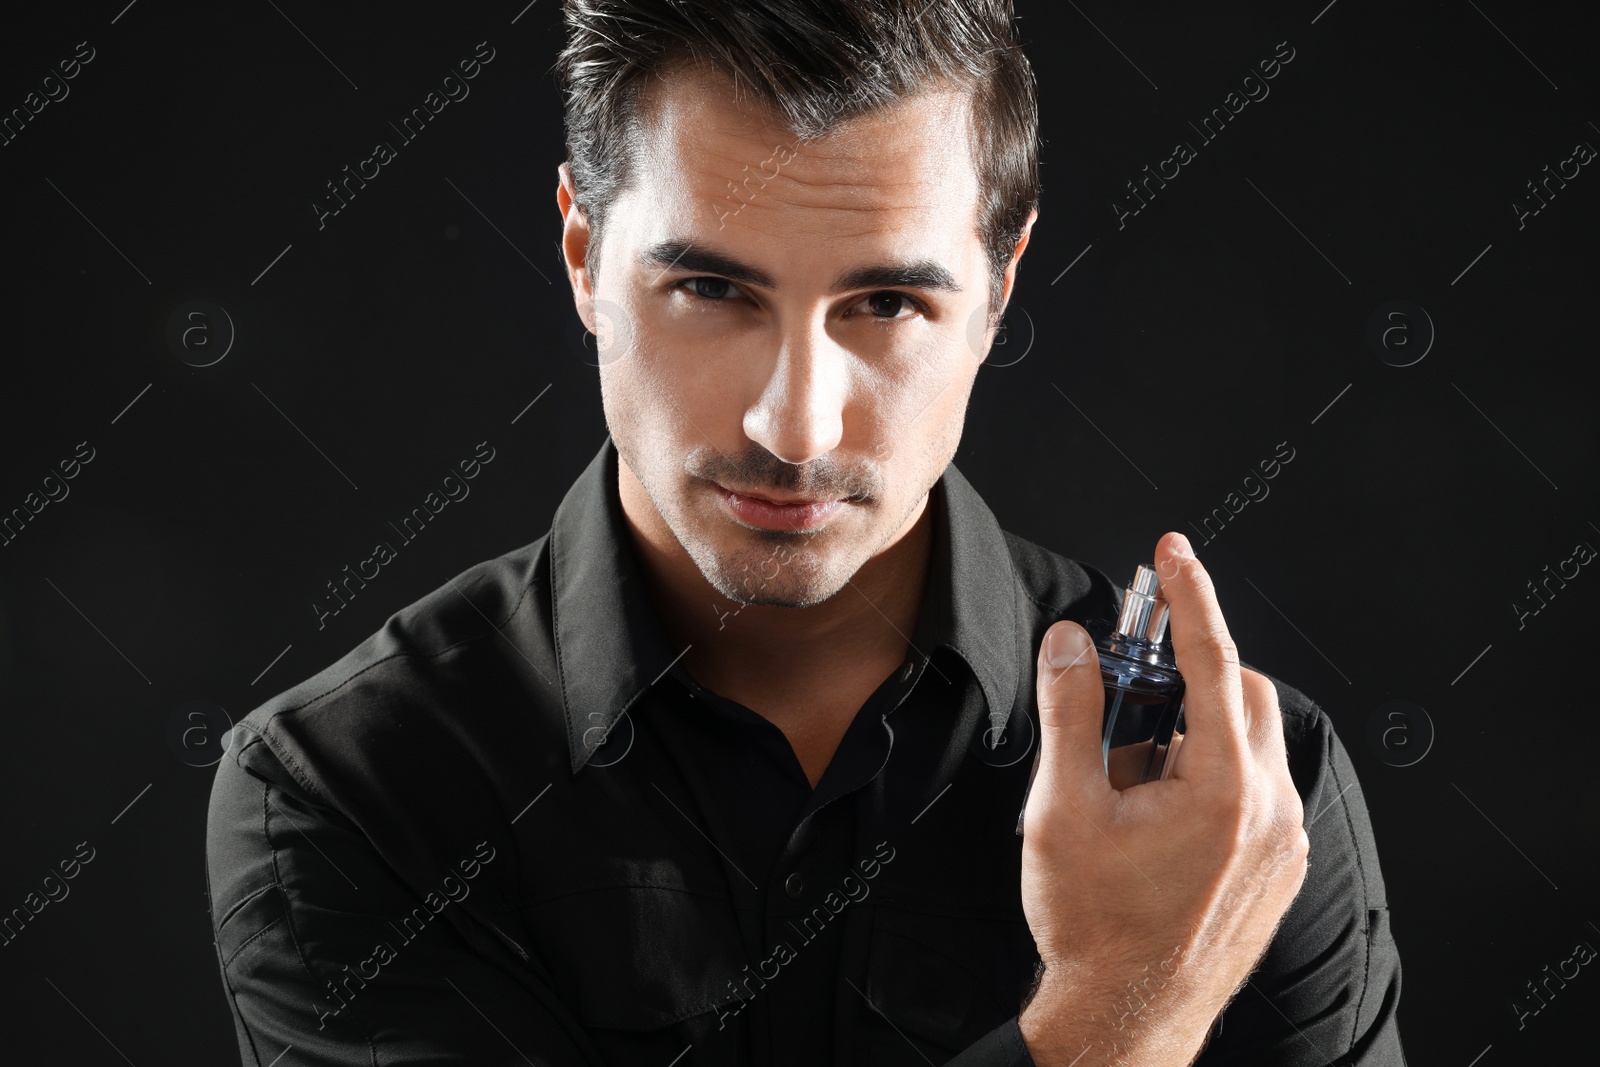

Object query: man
[206,1,1405,1064]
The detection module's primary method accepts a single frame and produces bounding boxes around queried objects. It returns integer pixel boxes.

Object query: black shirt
[205,437,1406,1066]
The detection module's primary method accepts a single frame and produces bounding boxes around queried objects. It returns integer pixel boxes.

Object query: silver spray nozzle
[1114,563,1170,644]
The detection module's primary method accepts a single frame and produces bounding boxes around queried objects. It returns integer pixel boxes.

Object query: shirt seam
[210,894,266,1066]
[217,880,276,934]
[221,911,285,970]
[261,777,381,1067]
[548,523,578,772]
[1019,588,1075,618]
[288,571,542,719]
[1323,717,1374,1054]
[250,570,546,806]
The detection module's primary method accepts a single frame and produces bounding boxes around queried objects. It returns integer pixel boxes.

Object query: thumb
[1032,621,1112,807]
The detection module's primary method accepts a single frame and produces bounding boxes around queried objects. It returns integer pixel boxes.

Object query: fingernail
[1046,623,1091,668]
[1171,532,1195,559]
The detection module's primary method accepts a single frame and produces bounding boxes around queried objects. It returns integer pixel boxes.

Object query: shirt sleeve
[205,726,604,1067]
[1193,688,1408,1066]
[942,1014,1037,1066]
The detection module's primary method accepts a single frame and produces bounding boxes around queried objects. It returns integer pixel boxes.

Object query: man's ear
[997,207,1039,314]
[557,161,596,313]
[972,208,1039,365]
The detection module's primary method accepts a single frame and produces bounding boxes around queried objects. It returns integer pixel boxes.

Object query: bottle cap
[1114,563,1170,644]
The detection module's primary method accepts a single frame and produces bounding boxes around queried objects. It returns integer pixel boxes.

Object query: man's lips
[715,484,851,531]
[722,486,840,507]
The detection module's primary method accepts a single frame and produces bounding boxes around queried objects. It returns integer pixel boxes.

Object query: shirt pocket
[520,882,750,1052]
[860,904,1038,1062]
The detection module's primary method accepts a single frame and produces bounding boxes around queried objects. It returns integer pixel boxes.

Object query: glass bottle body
[1087,618,1186,787]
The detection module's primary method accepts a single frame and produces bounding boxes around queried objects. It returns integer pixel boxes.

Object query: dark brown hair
[554,0,1040,327]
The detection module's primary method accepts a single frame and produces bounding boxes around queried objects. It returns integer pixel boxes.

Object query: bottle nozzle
[1114,563,1170,644]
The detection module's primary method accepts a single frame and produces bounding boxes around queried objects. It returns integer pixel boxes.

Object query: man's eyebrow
[638,239,964,294]
[835,259,964,295]
[640,241,774,287]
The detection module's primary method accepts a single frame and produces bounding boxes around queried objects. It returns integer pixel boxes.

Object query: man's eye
[675,278,923,321]
[857,291,922,320]
[679,277,736,301]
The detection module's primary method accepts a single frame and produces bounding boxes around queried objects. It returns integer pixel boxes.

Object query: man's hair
[554,0,1040,327]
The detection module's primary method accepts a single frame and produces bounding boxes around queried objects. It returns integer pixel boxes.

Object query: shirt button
[896,659,915,683]
[784,872,805,898]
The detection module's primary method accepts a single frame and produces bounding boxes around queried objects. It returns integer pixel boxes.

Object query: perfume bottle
[1016,564,1186,836]
[1091,564,1186,788]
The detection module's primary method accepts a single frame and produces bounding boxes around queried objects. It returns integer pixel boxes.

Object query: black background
[1,0,1596,1063]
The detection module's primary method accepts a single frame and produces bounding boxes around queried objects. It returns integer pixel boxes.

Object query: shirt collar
[550,437,1021,776]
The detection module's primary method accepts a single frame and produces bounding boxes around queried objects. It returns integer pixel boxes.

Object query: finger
[1152,532,1246,765]
[1107,741,1154,791]
[1033,621,1115,804]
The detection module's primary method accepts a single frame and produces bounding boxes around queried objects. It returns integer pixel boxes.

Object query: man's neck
[618,460,936,708]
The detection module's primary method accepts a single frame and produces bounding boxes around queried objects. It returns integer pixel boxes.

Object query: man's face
[560,65,1032,609]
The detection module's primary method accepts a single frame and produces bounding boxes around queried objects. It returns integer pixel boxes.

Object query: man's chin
[695,541,842,609]
[718,582,841,610]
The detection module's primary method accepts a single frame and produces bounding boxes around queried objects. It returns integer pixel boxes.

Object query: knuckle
[1035,676,1094,722]
[1260,793,1309,872]
[1240,667,1276,707]
[1278,830,1311,892]
[1272,802,1307,852]
[1206,784,1254,841]
[1283,790,1307,833]
[1201,634,1242,670]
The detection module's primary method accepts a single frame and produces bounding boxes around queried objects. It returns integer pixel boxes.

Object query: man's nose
[742,320,846,467]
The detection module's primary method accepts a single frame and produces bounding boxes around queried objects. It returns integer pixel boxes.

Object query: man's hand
[1017,531,1310,1066]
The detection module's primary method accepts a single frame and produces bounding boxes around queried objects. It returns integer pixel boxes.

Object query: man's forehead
[619,66,982,259]
[632,65,977,203]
